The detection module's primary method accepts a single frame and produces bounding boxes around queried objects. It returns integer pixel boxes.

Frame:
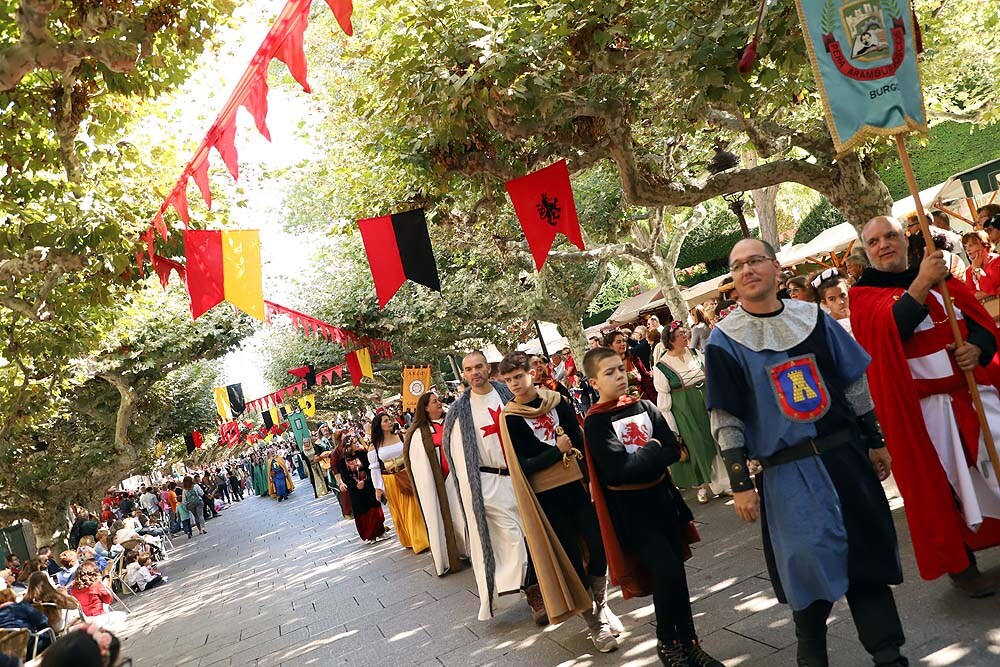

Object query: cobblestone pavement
[120,475,1000,666]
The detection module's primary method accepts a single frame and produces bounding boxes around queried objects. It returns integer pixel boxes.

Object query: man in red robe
[851,216,1000,597]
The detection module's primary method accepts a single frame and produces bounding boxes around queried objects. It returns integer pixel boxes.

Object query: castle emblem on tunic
[767,355,831,422]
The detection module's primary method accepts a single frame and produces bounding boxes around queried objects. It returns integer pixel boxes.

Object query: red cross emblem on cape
[767,355,830,423]
[480,405,504,440]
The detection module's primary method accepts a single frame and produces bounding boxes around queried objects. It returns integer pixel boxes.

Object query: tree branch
[606,120,835,208]
[0,0,143,91]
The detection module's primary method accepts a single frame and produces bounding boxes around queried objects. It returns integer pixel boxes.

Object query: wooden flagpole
[894,135,1000,483]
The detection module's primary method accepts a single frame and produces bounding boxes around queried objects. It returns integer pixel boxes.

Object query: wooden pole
[895,135,1000,484]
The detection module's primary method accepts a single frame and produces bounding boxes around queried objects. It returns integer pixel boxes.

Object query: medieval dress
[252,458,269,497]
[404,418,468,575]
[370,438,430,553]
[652,349,729,494]
[338,446,386,542]
[443,381,528,621]
[267,456,295,500]
[704,300,905,662]
[851,267,1000,579]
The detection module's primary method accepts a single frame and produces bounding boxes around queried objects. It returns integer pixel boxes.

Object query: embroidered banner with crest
[793,0,927,156]
[401,365,432,412]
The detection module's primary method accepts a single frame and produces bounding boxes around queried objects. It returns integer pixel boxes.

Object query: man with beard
[851,216,1000,598]
[442,351,529,621]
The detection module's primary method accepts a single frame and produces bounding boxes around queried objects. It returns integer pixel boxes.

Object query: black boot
[657,641,688,667]
[683,641,724,667]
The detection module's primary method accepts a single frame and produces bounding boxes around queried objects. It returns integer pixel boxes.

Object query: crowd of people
[0,451,307,665]
[5,210,999,667]
[261,211,1000,667]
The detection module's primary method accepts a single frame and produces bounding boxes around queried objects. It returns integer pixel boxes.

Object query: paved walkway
[120,475,1000,666]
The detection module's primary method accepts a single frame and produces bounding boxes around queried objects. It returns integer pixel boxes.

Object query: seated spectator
[36,547,60,577]
[77,547,107,574]
[15,557,48,587]
[0,569,14,590]
[0,587,52,659]
[786,275,816,302]
[55,551,78,589]
[4,555,21,581]
[68,563,125,631]
[93,531,112,560]
[39,624,121,667]
[23,572,79,634]
[963,230,1000,298]
[99,504,115,524]
[117,494,135,518]
[123,553,166,592]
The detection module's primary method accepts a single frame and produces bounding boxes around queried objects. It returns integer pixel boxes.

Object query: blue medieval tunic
[704,300,901,611]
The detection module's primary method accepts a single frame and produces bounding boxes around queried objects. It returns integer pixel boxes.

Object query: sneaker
[683,641,724,667]
[697,487,710,504]
[582,610,618,653]
[657,641,688,667]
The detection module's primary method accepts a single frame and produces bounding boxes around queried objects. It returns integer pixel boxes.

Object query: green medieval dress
[653,349,729,493]
[252,459,269,496]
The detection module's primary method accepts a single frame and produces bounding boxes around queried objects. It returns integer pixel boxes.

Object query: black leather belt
[479,466,510,476]
[757,429,853,470]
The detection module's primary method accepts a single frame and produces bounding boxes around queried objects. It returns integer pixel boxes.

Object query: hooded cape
[266,455,295,497]
[499,389,592,623]
[851,270,1000,579]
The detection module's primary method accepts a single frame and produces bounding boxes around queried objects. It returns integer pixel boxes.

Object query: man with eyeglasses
[851,215,1000,600]
[704,238,907,667]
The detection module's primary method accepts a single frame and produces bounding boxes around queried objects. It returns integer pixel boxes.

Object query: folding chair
[0,629,28,661]
[27,628,55,660]
[101,554,133,612]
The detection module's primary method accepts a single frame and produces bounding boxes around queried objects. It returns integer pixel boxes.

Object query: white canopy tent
[606,287,664,325]
[891,158,1000,225]
[517,321,571,356]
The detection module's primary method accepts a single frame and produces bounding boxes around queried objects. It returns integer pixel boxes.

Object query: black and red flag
[184,430,204,454]
[505,159,584,271]
[288,363,317,388]
[358,208,441,309]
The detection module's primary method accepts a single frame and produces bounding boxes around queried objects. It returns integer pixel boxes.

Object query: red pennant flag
[193,430,203,448]
[275,8,311,93]
[323,0,353,36]
[504,159,584,271]
[135,249,145,277]
[213,118,240,181]
[241,75,271,141]
[184,230,225,319]
[153,212,168,241]
[334,365,344,378]
[357,208,441,309]
[192,155,212,209]
[171,184,190,224]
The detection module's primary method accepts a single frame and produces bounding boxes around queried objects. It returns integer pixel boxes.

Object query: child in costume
[581,346,723,667]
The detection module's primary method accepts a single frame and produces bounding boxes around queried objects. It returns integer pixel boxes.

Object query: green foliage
[792,198,847,244]
[676,206,750,270]
[0,283,252,527]
[879,122,1000,201]
[587,262,653,315]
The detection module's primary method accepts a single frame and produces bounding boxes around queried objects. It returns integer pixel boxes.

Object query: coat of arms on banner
[794,0,926,156]
[840,1,889,60]
[767,355,831,423]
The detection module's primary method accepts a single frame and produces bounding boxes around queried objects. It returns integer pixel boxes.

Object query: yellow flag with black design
[298,394,316,417]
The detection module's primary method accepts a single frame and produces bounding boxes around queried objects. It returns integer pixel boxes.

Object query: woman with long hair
[404,392,468,575]
[328,431,353,519]
[337,434,386,543]
[603,330,656,400]
[23,572,80,633]
[369,413,430,552]
[181,476,206,536]
[653,321,730,504]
